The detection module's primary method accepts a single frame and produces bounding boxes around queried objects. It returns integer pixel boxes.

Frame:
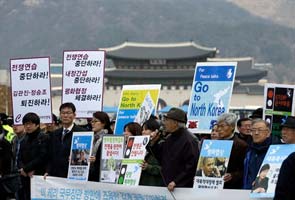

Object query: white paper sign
[62,50,105,118]
[31,175,260,200]
[10,57,52,125]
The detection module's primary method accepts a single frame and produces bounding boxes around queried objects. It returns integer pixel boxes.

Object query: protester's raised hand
[167,181,176,192]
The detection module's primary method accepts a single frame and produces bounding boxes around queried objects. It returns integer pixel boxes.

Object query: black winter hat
[249,108,263,119]
[164,107,187,123]
[281,116,295,129]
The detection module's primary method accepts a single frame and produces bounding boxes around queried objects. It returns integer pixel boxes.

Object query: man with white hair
[216,113,248,189]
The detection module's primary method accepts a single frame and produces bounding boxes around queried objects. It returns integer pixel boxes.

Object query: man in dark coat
[216,113,248,189]
[152,107,199,191]
[17,112,49,200]
[45,102,86,178]
[274,152,295,200]
[0,131,15,199]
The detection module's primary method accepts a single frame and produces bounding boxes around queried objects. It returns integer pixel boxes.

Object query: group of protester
[207,108,295,199]
[0,104,295,199]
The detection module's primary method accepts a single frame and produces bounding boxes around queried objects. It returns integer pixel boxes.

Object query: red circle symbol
[267,90,274,98]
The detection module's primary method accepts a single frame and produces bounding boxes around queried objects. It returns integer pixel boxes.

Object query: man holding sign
[45,102,86,178]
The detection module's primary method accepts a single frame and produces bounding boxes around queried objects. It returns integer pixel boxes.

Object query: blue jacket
[243,136,271,189]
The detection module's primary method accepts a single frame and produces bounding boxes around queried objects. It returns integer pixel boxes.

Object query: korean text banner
[187,62,237,133]
[263,83,295,136]
[250,144,295,199]
[68,132,93,181]
[10,57,52,125]
[31,176,261,200]
[114,84,161,135]
[194,140,233,189]
[62,50,105,118]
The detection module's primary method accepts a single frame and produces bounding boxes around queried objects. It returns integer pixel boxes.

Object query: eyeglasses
[251,129,268,134]
[60,111,74,115]
[90,119,101,124]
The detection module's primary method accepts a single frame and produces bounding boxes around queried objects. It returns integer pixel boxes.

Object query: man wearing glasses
[243,119,272,189]
[45,102,86,178]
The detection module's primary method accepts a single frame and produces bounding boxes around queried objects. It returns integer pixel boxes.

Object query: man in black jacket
[152,107,199,191]
[45,102,86,178]
[274,152,295,200]
[17,112,48,200]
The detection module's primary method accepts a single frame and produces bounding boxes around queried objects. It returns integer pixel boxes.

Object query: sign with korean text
[250,144,295,198]
[68,132,93,181]
[10,57,52,125]
[263,83,295,136]
[194,140,233,189]
[100,136,124,183]
[117,136,150,186]
[62,50,105,118]
[187,62,237,133]
[114,84,161,135]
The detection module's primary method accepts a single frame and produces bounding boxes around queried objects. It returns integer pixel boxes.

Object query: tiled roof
[101,41,217,60]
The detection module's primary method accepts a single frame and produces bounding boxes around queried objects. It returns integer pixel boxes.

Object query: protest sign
[10,57,52,125]
[194,139,233,189]
[31,175,259,200]
[263,83,295,136]
[68,132,93,181]
[100,135,124,183]
[187,62,237,133]
[250,144,295,198]
[114,84,161,135]
[117,135,149,186]
[62,50,105,118]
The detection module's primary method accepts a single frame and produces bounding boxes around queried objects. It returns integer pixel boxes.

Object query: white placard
[10,57,52,125]
[62,50,105,118]
[31,175,262,200]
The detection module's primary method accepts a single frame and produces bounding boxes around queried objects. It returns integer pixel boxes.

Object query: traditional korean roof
[207,57,267,83]
[105,56,267,83]
[233,84,265,95]
[101,41,218,60]
[105,69,193,79]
